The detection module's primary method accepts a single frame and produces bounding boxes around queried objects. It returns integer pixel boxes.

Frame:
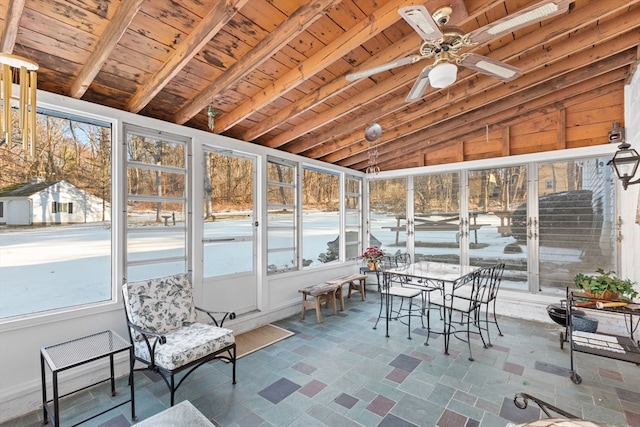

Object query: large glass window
[369,178,406,256]
[125,126,188,281]
[302,167,339,267]
[537,158,615,294]
[267,159,297,273]
[0,111,112,318]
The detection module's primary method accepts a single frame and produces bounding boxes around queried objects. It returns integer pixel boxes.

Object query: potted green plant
[574,268,638,301]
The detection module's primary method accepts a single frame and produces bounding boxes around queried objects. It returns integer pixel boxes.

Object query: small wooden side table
[40,330,135,426]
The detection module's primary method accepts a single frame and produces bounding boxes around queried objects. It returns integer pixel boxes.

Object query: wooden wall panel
[463,131,502,161]
[510,130,557,155]
[451,84,625,164]
[426,141,465,166]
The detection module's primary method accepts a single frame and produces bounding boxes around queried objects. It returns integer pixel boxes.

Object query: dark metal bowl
[546,304,585,326]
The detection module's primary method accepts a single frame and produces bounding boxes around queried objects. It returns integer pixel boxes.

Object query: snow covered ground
[0,213,582,319]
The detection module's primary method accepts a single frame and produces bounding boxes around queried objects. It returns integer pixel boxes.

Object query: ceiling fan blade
[398,5,443,41]
[458,53,522,81]
[346,55,422,81]
[468,0,571,44]
[405,65,434,103]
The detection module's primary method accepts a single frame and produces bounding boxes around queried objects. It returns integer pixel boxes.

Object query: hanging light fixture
[428,61,457,88]
[0,52,38,157]
[606,122,640,190]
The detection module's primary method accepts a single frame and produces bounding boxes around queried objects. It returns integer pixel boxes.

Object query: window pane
[268,162,294,183]
[0,113,112,318]
[268,186,294,205]
[303,168,339,267]
[537,158,615,293]
[128,169,185,198]
[127,260,185,282]
[127,134,184,167]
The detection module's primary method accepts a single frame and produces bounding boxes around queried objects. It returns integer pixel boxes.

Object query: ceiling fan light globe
[428,62,457,88]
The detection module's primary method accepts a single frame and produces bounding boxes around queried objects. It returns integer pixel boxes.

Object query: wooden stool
[299,282,341,323]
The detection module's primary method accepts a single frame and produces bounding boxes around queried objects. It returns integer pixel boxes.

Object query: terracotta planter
[583,289,619,300]
[367,262,378,271]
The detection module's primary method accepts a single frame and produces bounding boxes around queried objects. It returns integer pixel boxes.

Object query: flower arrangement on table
[362,246,384,270]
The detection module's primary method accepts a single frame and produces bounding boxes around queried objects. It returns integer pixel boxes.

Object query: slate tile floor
[3,292,640,427]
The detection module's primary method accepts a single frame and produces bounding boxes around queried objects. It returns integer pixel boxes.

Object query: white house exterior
[0,179,110,225]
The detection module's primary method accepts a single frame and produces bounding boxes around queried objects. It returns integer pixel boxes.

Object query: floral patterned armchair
[122,273,236,406]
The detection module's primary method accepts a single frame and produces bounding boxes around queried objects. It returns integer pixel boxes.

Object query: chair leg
[476,307,488,350]
[373,293,385,330]
[170,374,175,406]
[465,312,474,362]
[483,305,493,347]
[424,306,432,346]
[493,298,504,336]
[406,298,413,340]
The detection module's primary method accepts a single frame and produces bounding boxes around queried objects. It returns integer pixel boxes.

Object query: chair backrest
[395,252,411,267]
[485,262,505,302]
[122,273,197,341]
[451,268,490,311]
[379,255,397,271]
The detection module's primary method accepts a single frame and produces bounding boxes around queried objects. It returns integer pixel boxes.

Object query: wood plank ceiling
[1,0,639,172]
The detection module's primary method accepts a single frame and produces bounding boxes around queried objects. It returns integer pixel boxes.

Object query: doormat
[235,324,294,359]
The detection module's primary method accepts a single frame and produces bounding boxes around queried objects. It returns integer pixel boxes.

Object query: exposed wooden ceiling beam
[0,0,25,52]
[69,0,145,99]
[237,0,506,143]
[239,31,420,142]
[126,0,249,114]
[174,0,343,125]
[214,0,421,133]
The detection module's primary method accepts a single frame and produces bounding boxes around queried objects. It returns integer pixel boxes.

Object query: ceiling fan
[346,0,571,102]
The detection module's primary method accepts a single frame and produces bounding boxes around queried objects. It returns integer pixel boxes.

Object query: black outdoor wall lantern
[607,122,640,190]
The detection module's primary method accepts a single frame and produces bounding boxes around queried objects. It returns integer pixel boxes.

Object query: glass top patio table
[383,261,479,285]
[379,261,480,338]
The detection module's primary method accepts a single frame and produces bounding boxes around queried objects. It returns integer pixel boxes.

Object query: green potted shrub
[574,268,638,301]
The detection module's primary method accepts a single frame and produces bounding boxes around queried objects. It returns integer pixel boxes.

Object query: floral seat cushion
[133,322,235,370]
[123,273,198,338]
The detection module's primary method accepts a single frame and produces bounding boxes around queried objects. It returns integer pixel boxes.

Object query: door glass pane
[468,166,528,290]
[369,178,406,256]
[203,151,255,276]
[345,176,362,259]
[537,158,615,294]
[413,173,460,264]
